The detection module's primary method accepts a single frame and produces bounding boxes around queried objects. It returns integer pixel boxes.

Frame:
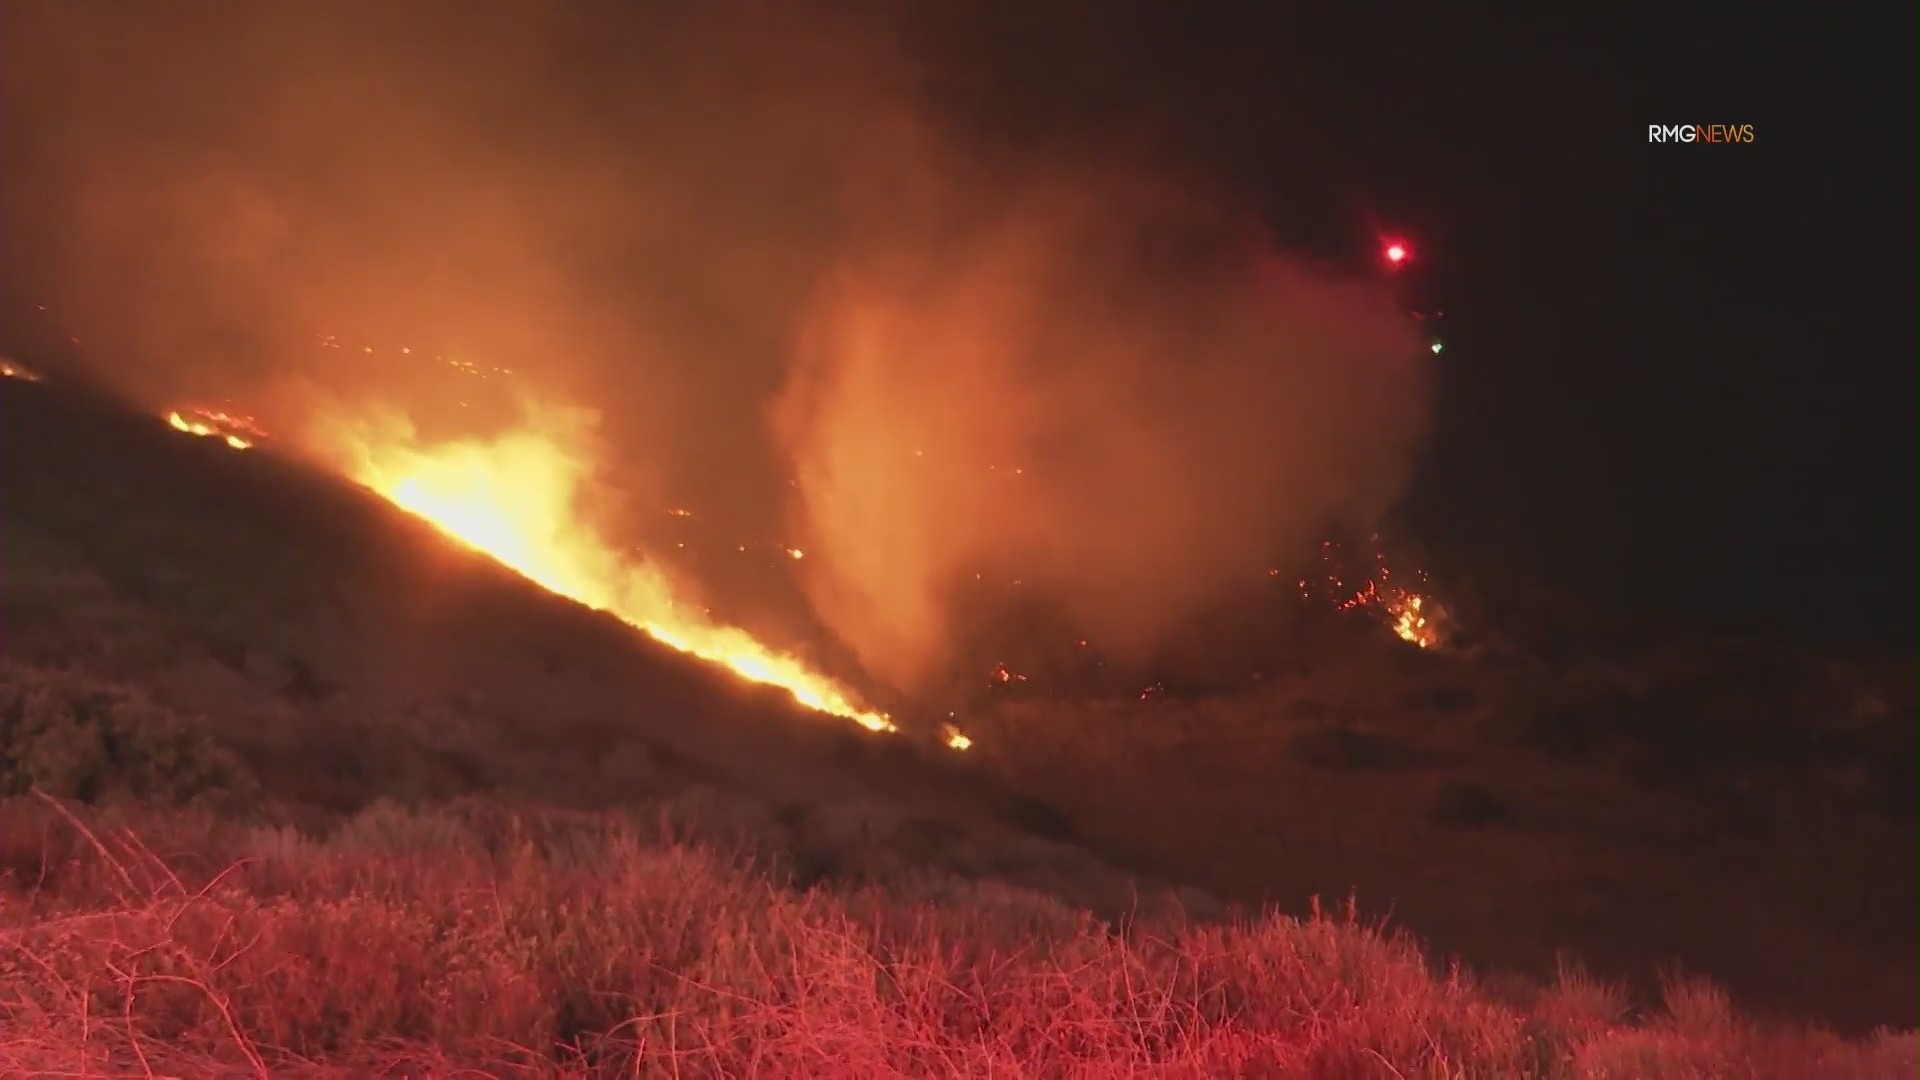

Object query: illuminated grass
[1,796,1910,1078]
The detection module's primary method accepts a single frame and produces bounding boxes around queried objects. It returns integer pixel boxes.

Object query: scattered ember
[317,334,514,380]
[1304,534,1446,649]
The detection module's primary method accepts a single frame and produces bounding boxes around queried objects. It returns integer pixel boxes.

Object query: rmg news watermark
[1648,124,1756,144]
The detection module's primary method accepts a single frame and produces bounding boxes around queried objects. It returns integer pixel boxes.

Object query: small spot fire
[1303,535,1446,649]
[165,406,268,451]
[1,358,44,382]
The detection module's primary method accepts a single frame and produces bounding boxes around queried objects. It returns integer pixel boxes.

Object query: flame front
[318,407,906,739]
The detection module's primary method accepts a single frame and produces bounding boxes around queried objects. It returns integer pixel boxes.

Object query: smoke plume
[2,2,1431,696]
[773,169,1430,691]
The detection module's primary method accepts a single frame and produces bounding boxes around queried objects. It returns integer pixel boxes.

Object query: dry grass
[2,793,1911,1079]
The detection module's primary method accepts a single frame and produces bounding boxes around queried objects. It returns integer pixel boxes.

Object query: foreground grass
[1,796,1909,1078]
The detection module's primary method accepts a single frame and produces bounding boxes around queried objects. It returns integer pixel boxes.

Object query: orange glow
[305,401,971,746]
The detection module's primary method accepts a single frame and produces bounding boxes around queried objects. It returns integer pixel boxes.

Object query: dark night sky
[1388,8,1917,650]
[956,3,1918,648]
[1392,8,1916,649]
[3,3,1912,649]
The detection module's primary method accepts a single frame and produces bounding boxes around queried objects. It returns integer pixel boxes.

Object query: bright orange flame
[1313,536,1446,650]
[1387,593,1438,649]
[310,403,959,745]
[167,409,257,450]
[1,358,43,382]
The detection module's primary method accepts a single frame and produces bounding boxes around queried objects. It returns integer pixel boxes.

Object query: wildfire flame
[1387,592,1437,649]
[166,407,265,450]
[137,335,1441,746]
[306,404,946,744]
[147,386,970,747]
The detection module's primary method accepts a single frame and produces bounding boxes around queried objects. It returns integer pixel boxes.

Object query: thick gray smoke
[1,2,1431,695]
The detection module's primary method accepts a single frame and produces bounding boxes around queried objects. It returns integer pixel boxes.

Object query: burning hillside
[107,349,921,745]
[5,1,1443,754]
[114,311,1450,739]
[138,368,1448,753]
[306,400,928,745]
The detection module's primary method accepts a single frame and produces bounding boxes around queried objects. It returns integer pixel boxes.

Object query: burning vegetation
[1302,536,1446,650]
[140,323,1446,748]
[145,376,1449,756]
[310,400,916,743]
[164,406,267,451]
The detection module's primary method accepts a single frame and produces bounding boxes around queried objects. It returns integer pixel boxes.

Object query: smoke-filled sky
[1,2,1432,691]
[10,3,1910,654]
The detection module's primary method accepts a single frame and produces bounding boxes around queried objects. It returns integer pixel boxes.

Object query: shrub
[0,662,254,807]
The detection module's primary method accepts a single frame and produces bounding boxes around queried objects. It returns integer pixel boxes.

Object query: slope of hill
[0,375,1169,913]
[962,626,1918,1033]
[0,372,1912,1075]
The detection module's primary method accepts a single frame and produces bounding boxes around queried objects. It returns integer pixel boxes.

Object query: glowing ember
[308,403,967,746]
[941,723,973,751]
[1,358,43,382]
